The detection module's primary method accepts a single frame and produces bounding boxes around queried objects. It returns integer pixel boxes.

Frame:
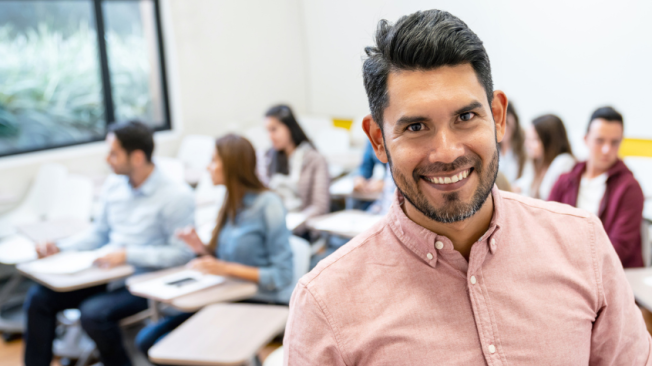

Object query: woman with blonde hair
[135,134,293,357]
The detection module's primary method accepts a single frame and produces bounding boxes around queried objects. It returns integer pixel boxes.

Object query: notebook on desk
[129,270,225,301]
[18,249,107,275]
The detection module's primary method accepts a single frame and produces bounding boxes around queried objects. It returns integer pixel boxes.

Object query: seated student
[514,114,576,200]
[352,140,386,209]
[25,121,195,366]
[260,104,330,235]
[549,107,645,268]
[498,102,526,184]
[135,134,293,357]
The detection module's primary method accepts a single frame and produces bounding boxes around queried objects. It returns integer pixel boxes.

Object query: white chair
[624,157,652,198]
[49,174,95,222]
[643,220,651,268]
[177,135,215,171]
[0,163,68,228]
[312,127,351,156]
[278,235,311,303]
[244,126,272,152]
[297,115,333,142]
[153,156,185,184]
[263,346,283,366]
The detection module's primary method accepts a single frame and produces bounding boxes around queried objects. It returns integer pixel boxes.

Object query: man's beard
[388,145,498,224]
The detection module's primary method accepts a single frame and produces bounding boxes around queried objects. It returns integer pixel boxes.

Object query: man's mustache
[412,155,481,179]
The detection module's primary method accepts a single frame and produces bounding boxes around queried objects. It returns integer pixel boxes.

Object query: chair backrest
[624,157,652,198]
[263,346,284,366]
[278,235,311,303]
[177,135,215,170]
[312,127,351,156]
[153,156,186,184]
[643,219,651,267]
[3,163,68,225]
[49,174,94,221]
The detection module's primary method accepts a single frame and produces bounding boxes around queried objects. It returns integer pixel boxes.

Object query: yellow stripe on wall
[619,138,652,158]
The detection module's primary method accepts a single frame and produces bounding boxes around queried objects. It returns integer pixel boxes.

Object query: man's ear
[362,114,388,163]
[130,150,147,167]
[492,91,508,143]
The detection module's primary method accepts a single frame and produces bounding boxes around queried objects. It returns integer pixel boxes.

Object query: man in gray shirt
[24,121,195,366]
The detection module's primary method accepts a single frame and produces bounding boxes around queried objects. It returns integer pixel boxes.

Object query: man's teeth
[427,170,470,185]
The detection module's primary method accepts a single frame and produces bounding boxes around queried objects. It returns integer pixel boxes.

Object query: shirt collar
[131,167,161,197]
[387,186,504,267]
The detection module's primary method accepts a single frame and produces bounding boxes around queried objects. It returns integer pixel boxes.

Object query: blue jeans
[23,284,148,366]
[135,312,194,358]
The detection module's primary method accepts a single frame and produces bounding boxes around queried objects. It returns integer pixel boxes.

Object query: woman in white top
[499,102,527,184]
[261,105,330,237]
[515,114,575,200]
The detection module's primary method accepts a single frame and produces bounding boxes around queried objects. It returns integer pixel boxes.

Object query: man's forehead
[589,119,624,136]
[385,64,488,119]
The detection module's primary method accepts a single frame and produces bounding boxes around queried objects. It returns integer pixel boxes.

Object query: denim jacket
[217,191,294,303]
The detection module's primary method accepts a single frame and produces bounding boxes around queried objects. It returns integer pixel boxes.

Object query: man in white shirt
[24,121,195,366]
[549,107,645,268]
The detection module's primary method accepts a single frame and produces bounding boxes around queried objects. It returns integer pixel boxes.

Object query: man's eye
[407,123,423,132]
[460,112,475,122]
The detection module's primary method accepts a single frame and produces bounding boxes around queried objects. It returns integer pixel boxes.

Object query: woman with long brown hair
[499,102,527,183]
[515,114,576,200]
[135,134,293,357]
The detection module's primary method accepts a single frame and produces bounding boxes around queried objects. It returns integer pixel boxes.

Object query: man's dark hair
[108,121,154,162]
[587,106,623,133]
[363,9,494,130]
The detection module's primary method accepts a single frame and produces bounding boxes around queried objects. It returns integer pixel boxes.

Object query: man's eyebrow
[453,101,483,116]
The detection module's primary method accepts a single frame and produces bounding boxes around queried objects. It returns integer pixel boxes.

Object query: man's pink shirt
[284,187,652,365]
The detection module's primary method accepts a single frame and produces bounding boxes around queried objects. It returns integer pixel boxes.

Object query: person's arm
[125,190,196,268]
[357,142,377,180]
[56,178,113,252]
[588,214,652,365]
[606,182,645,265]
[257,194,293,291]
[301,153,331,219]
[547,175,564,203]
[284,282,348,365]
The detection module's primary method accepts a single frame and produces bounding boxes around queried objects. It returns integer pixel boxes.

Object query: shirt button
[427,253,433,260]
[435,241,444,250]
[470,276,477,284]
[488,344,496,354]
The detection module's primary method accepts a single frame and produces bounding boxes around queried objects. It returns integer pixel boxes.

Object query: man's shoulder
[500,190,591,220]
[154,175,194,205]
[299,216,390,289]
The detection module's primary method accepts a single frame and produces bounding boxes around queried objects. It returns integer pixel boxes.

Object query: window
[0,0,170,157]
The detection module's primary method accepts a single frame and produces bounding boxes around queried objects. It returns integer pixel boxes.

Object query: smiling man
[283,10,651,365]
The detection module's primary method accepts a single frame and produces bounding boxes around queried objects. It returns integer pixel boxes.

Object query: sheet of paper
[286,212,307,231]
[0,234,37,264]
[312,212,383,235]
[17,218,90,243]
[329,176,354,196]
[129,270,225,301]
[643,276,652,287]
[20,249,110,275]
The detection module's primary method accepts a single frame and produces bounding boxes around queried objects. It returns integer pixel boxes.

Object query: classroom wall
[0,0,308,213]
[300,0,652,158]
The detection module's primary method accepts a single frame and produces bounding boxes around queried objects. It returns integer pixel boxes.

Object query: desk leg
[0,272,25,335]
[149,299,160,323]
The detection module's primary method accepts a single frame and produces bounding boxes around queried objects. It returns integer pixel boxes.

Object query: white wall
[301,0,652,158]
[0,0,308,213]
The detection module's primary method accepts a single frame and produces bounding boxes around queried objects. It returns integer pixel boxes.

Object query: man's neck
[403,194,494,261]
[129,164,155,189]
[584,160,610,180]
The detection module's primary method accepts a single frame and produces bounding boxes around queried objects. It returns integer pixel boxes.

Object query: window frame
[0,0,172,158]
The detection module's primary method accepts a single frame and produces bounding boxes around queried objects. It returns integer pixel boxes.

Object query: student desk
[148,303,289,366]
[307,210,384,238]
[625,268,652,311]
[16,262,135,292]
[330,176,382,203]
[127,267,258,313]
